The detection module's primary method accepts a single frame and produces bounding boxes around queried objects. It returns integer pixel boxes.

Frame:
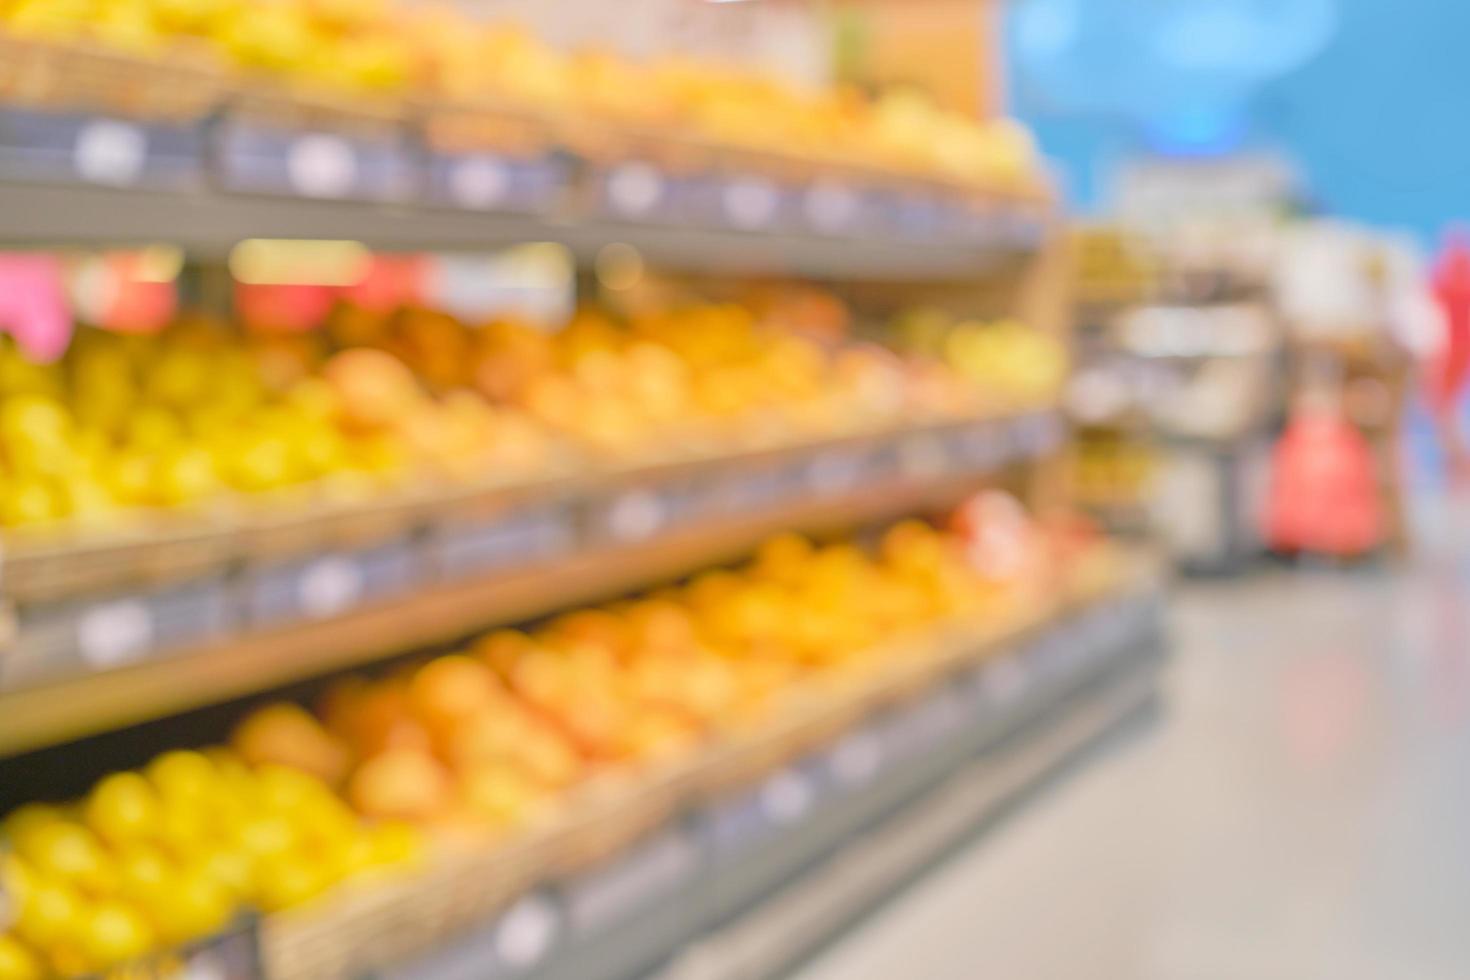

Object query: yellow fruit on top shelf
[0,933,42,980]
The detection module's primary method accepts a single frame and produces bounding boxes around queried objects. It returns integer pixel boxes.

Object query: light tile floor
[794,561,1470,980]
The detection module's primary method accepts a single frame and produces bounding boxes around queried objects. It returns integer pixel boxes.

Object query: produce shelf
[258,553,1167,980]
[0,409,1066,758]
[0,179,1042,281]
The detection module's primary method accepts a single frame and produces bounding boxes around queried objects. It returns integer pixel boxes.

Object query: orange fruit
[408,655,503,730]
[347,750,452,823]
[232,703,349,786]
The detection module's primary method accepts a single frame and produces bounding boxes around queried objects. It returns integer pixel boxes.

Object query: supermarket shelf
[662,661,1158,980]
[4,411,1061,605]
[0,413,1065,758]
[269,560,1168,980]
[0,180,1039,282]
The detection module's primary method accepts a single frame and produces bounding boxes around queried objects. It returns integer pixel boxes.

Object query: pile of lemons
[0,748,419,979]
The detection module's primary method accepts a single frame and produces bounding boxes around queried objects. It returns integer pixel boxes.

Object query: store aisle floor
[793,563,1470,980]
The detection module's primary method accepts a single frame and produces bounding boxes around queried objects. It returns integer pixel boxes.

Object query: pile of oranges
[230,521,1021,833]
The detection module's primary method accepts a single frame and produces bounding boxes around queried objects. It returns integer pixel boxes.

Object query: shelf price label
[603,489,668,542]
[760,769,815,826]
[297,556,366,618]
[447,155,512,210]
[495,892,560,970]
[74,119,147,187]
[607,162,665,218]
[387,891,559,980]
[287,134,358,199]
[77,599,154,669]
[722,177,779,230]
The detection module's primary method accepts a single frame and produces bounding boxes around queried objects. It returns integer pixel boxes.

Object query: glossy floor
[794,559,1470,980]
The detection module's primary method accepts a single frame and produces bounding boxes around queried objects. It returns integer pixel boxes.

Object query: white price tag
[761,770,814,825]
[78,599,154,668]
[449,155,511,209]
[606,490,666,542]
[723,177,779,229]
[495,893,558,969]
[608,162,664,216]
[298,556,365,618]
[74,120,147,186]
[288,134,358,198]
[830,730,882,787]
[803,180,859,233]
[178,954,228,980]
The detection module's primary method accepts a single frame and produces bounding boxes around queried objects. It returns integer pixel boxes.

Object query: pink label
[0,253,71,361]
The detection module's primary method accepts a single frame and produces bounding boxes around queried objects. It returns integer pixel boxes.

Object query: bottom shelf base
[657,660,1160,980]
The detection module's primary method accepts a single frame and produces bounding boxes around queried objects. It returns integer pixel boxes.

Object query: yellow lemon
[16,824,116,897]
[114,846,174,905]
[367,822,423,870]
[144,872,232,947]
[13,876,85,950]
[144,750,216,803]
[1,805,65,852]
[197,848,254,901]
[0,933,42,980]
[83,773,160,846]
[253,857,327,913]
[78,901,153,970]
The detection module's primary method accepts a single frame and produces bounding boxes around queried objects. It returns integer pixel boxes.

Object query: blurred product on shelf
[0,291,1058,535]
[1073,435,1154,512]
[1072,226,1157,310]
[1269,219,1422,555]
[0,0,1039,192]
[890,309,1069,404]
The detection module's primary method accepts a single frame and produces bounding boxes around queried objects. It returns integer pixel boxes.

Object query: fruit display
[0,750,421,978]
[228,513,1072,837]
[1073,435,1155,509]
[0,0,1038,191]
[892,310,1070,405]
[0,317,549,531]
[0,294,1017,533]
